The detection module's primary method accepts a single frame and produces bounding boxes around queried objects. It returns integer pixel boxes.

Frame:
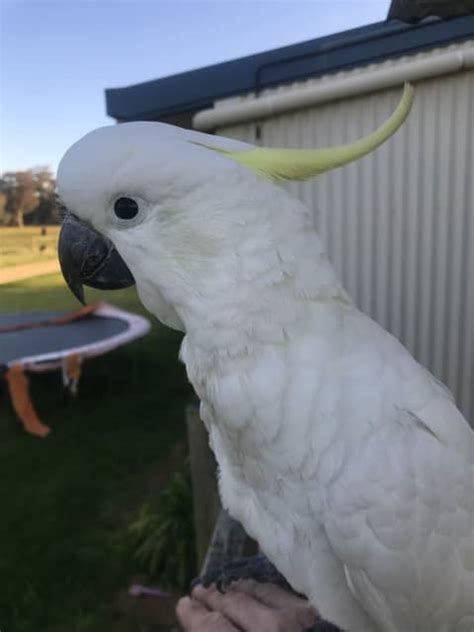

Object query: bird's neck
[134,185,348,356]
[176,225,347,358]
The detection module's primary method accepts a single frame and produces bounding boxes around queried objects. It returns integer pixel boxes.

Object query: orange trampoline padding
[5,363,51,438]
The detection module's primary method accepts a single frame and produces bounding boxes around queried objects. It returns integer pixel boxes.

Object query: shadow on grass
[0,274,192,631]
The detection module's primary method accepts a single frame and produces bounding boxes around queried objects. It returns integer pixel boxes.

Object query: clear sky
[1,0,390,174]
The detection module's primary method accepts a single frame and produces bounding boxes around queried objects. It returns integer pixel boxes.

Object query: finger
[176,595,241,632]
[176,596,207,630]
[228,581,318,626]
[192,584,278,631]
[228,580,304,608]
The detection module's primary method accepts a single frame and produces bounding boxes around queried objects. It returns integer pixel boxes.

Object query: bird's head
[57,85,413,332]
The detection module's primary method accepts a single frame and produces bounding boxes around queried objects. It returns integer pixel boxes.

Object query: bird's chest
[198,387,327,558]
[181,334,343,535]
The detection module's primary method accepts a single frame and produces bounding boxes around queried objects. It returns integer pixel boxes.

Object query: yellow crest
[196,83,414,181]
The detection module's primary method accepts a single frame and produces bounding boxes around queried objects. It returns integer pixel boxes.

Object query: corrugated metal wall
[215,44,474,423]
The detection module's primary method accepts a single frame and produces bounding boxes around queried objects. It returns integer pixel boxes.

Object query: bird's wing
[323,408,474,631]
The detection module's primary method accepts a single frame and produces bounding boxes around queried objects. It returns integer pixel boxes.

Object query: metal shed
[105,16,474,424]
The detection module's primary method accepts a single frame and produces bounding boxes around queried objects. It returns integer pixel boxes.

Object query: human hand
[176,579,318,631]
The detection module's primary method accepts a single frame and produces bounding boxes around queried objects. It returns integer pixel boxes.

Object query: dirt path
[0,259,60,285]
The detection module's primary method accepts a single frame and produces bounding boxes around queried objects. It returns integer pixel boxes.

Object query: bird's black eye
[114,197,139,220]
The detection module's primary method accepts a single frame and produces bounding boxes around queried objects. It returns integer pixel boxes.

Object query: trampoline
[1,303,151,437]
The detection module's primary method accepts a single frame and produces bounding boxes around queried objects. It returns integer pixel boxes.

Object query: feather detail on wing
[324,409,474,632]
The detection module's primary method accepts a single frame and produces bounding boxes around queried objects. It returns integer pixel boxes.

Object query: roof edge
[106,16,474,121]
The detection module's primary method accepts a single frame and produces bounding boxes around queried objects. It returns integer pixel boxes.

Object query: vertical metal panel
[217,47,474,423]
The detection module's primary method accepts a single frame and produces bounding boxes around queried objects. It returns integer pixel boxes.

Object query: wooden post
[201,509,248,576]
[186,401,221,568]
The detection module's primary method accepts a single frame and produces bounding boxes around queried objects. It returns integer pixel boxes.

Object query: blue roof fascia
[105,16,474,121]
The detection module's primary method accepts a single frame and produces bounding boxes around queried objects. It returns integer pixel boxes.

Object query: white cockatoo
[57,84,474,632]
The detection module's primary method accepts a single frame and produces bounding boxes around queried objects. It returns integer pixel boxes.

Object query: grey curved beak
[58,214,135,304]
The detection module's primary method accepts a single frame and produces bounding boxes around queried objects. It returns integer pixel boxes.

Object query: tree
[0,168,58,226]
[31,167,58,225]
[0,191,7,225]
[1,171,38,226]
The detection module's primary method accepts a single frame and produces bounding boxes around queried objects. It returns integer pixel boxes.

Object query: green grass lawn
[0,226,60,267]
[0,273,193,631]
